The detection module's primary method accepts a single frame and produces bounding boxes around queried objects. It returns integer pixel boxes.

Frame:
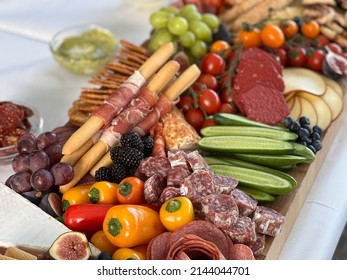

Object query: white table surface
[0,0,346,260]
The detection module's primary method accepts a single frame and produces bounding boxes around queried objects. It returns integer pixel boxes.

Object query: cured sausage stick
[62,42,175,156]
[60,61,180,193]
[89,64,201,176]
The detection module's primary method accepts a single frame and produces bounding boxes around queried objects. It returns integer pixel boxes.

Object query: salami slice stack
[232,48,289,125]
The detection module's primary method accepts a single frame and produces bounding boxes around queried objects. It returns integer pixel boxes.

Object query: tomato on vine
[176,95,194,112]
[200,52,226,75]
[288,46,307,67]
[260,24,285,48]
[210,40,232,58]
[193,73,218,91]
[301,19,320,39]
[306,49,325,72]
[238,28,262,49]
[184,108,205,132]
[198,88,221,115]
[280,19,299,38]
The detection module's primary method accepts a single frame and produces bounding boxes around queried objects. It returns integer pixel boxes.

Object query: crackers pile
[68,39,150,127]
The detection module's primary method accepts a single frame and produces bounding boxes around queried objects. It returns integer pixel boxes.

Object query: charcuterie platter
[1,0,347,260]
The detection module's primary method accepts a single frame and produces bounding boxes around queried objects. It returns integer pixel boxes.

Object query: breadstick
[62,42,175,156]
[5,247,37,260]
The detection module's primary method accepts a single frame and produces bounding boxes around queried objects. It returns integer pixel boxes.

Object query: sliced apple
[289,96,301,120]
[320,85,343,120]
[287,96,295,110]
[284,91,296,101]
[320,74,343,98]
[297,96,318,126]
[283,67,326,95]
[296,91,332,130]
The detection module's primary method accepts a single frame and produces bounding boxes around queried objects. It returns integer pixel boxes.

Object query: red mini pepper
[64,203,113,239]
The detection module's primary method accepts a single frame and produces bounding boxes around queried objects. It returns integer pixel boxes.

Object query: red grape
[12,153,30,173]
[31,169,54,192]
[10,171,32,193]
[36,132,58,150]
[17,138,37,154]
[28,150,50,173]
[50,162,74,185]
[44,143,63,165]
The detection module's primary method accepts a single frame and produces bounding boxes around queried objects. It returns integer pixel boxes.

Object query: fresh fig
[22,190,43,205]
[38,192,63,217]
[322,47,347,80]
[48,231,91,260]
[173,50,190,73]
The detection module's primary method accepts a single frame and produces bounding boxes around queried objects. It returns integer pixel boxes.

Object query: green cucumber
[200,126,298,141]
[198,136,294,154]
[231,153,307,168]
[213,113,288,131]
[291,143,316,163]
[237,186,275,202]
[209,164,293,195]
[203,155,297,189]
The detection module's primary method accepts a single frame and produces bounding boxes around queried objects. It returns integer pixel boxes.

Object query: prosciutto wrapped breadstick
[89,64,200,176]
[60,60,180,193]
[62,42,175,156]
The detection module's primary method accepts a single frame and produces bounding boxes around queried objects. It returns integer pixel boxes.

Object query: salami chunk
[201,194,239,229]
[138,156,171,178]
[224,216,257,245]
[231,188,257,216]
[159,186,181,204]
[185,150,210,171]
[167,150,189,168]
[144,174,166,205]
[180,170,215,203]
[252,206,284,236]
[248,233,266,257]
[213,174,238,194]
[166,166,191,188]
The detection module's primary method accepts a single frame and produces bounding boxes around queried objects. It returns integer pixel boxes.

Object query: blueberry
[98,252,112,260]
[297,127,310,139]
[308,145,317,154]
[289,121,300,132]
[311,131,321,141]
[302,124,312,134]
[283,116,294,128]
[312,139,322,151]
[299,116,310,126]
[313,125,323,135]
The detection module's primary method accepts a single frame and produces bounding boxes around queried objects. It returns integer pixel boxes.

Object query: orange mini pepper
[112,245,147,260]
[88,181,118,205]
[61,184,92,211]
[159,196,195,232]
[116,177,145,204]
[90,230,118,256]
[103,204,166,248]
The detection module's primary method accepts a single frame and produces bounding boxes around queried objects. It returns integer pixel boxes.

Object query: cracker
[73,100,99,112]
[119,49,148,64]
[120,39,148,54]
[80,92,111,101]
[68,107,90,127]
[81,87,114,95]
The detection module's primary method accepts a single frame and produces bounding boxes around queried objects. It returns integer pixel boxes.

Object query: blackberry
[141,135,154,157]
[120,131,144,152]
[111,162,130,183]
[94,166,112,182]
[119,147,144,168]
[213,23,233,45]
[110,146,123,164]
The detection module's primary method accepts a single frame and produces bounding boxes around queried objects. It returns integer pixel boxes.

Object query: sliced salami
[213,174,238,194]
[147,231,171,260]
[200,194,239,230]
[138,156,171,178]
[229,244,256,260]
[143,174,166,205]
[252,206,284,236]
[166,166,191,188]
[180,170,215,204]
[224,216,257,245]
[159,186,181,204]
[231,188,258,217]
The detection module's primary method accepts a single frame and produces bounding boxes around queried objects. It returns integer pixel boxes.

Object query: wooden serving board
[261,80,347,260]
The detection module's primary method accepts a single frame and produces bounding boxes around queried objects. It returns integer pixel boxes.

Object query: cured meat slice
[233,84,290,125]
[147,231,171,260]
[167,150,189,168]
[166,234,226,260]
[248,233,266,257]
[159,186,181,204]
[224,216,257,245]
[166,166,191,188]
[144,174,166,205]
[201,194,239,230]
[180,170,215,203]
[229,244,256,260]
[231,188,258,217]
[213,174,238,194]
[252,206,284,236]
[138,156,171,178]
[185,150,210,171]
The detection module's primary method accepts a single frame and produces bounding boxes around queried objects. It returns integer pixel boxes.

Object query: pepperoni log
[59,61,179,193]
[62,42,175,156]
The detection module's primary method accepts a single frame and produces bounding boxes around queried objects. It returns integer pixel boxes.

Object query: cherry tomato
[220,87,233,103]
[200,53,226,76]
[301,20,320,39]
[202,118,217,128]
[184,108,205,132]
[193,74,219,91]
[280,19,299,38]
[327,42,343,54]
[288,46,307,67]
[218,103,238,114]
[314,34,330,48]
[176,95,194,112]
[198,88,221,115]
[275,47,288,66]
[239,28,262,49]
[260,24,285,48]
[306,49,326,72]
[210,40,232,59]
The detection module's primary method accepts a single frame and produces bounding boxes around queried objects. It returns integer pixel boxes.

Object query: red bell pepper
[63,204,113,239]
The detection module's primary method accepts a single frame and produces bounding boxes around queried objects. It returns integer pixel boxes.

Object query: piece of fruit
[48,231,91,260]
[260,24,285,48]
[239,28,262,48]
[322,47,347,80]
[38,192,63,218]
[280,19,299,38]
[301,19,320,39]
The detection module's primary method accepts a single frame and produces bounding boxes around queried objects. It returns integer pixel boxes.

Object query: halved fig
[322,47,347,80]
[22,190,43,205]
[49,231,91,260]
[38,192,63,218]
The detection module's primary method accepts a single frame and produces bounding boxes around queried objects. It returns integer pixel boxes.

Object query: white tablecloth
[0,0,346,260]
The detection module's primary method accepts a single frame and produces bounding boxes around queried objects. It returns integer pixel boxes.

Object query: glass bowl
[0,102,44,165]
[49,24,119,75]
